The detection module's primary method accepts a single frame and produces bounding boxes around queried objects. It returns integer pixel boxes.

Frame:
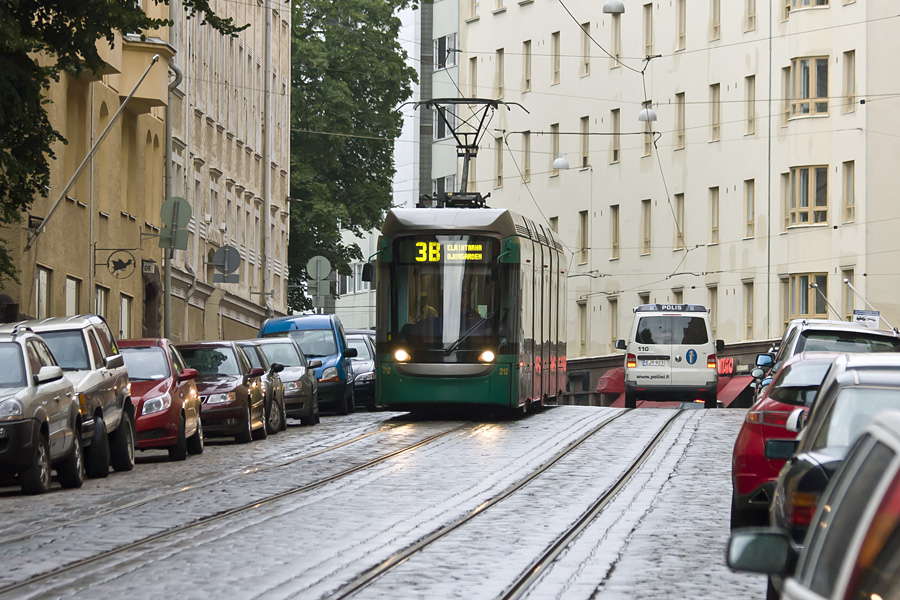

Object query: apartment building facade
[457,0,900,357]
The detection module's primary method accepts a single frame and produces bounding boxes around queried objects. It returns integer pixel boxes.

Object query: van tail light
[626,354,637,368]
[746,411,792,427]
[707,353,717,369]
[789,491,820,527]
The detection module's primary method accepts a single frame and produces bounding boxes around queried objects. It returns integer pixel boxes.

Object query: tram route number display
[401,241,490,264]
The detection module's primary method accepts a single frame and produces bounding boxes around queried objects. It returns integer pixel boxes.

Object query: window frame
[843,50,856,112]
[676,0,686,50]
[791,56,829,117]
[523,40,532,92]
[675,93,685,149]
[710,0,721,41]
[843,160,855,223]
[495,48,504,98]
[641,199,652,255]
[610,109,621,163]
[551,31,560,85]
[710,83,721,141]
[745,179,755,237]
[674,193,685,250]
[610,204,620,259]
[580,116,590,168]
[788,165,829,226]
[746,75,756,134]
[710,186,720,244]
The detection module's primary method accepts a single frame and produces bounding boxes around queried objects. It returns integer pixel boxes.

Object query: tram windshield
[390,234,503,361]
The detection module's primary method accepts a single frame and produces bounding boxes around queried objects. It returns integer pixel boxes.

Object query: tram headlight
[478,350,496,363]
[394,349,411,362]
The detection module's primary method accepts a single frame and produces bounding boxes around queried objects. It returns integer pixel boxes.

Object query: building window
[609,298,618,345]
[746,75,756,134]
[611,14,622,66]
[65,276,80,316]
[673,288,684,304]
[642,100,653,156]
[674,193,685,249]
[676,0,686,50]
[469,0,479,19]
[578,301,587,356]
[578,210,588,264]
[781,278,790,329]
[843,161,855,222]
[791,57,829,116]
[781,66,791,125]
[523,40,532,92]
[551,31,560,84]
[783,0,791,20]
[641,199,651,254]
[643,3,653,57]
[550,123,560,176]
[793,0,829,6]
[843,50,856,112]
[95,286,109,318]
[843,269,854,321]
[494,136,503,188]
[523,131,531,182]
[710,186,720,244]
[710,83,721,141]
[119,294,133,339]
[745,179,755,237]
[744,281,754,339]
[496,0,506,10]
[495,48,504,98]
[610,204,620,259]
[709,286,718,338]
[746,0,757,30]
[433,174,457,196]
[789,165,828,225]
[580,116,589,168]
[434,33,458,69]
[36,266,51,319]
[581,22,590,76]
[434,105,456,140]
[675,93,685,149]
[781,172,791,230]
[549,216,558,233]
[639,292,650,305]
[790,273,828,318]
[610,109,620,163]
[710,0,721,40]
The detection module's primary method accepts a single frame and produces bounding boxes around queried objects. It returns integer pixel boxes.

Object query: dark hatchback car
[250,337,321,425]
[347,332,376,411]
[237,341,286,435]
[176,342,267,444]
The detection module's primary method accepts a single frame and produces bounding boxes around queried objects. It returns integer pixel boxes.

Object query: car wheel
[57,433,85,489]
[766,577,779,600]
[110,412,136,472]
[187,417,204,455]
[21,435,51,495]
[624,393,637,409]
[252,411,268,441]
[85,417,110,479]
[265,393,282,435]
[347,386,356,414]
[279,396,287,431]
[335,391,349,415]
[235,404,253,444]
[168,415,188,461]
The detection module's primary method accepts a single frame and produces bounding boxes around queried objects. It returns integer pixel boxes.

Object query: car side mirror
[309,359,323,369]
[751,367,765,379]
[248,367,265,378]
[615,339,627,351]
[726,530,791,575]
[765,438,800,460]
[34,365,64,386]
[716,339,725,354]
[361,262,375,283]
[756,353,774,368]
[270,362,285,374]
[178,368,199,381]
[344,348,358,359]
[786,408,807,433]
[105,354,125,370]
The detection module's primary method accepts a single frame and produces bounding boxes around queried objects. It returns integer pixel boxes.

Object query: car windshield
[812,387,900,450]
[121,347,170,380]
[768,360,833,406]
[38,330,90,371]
[348,337,372,360]
[0,343,26,388]
[264,329,337,358]
[258,343,304,368]
[635,316,709,345]
[239,346,264,369]
[796,332,900,354]
[179,347,240,376]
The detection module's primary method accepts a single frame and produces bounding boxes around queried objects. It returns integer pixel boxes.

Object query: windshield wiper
[444,312,493,356]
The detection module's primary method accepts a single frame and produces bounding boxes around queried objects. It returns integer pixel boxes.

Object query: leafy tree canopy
[0,0,245,285]
[288,0,417,310]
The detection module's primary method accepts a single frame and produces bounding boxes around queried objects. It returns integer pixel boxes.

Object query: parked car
[250,337,320,426]
[259,314,357,415]
[236,340,287,434]
[176,341,267,444]
[0,315,136,478]
[731,352,840,529]
[346,332,376,411]
[119,339,204,460]
[727,409,900,600]
[0,326,84,494]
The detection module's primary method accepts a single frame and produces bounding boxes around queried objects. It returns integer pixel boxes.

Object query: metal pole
[809,283,841,321]
[25,54,161,251]
[164,1,184,340]
[845,278,895,330]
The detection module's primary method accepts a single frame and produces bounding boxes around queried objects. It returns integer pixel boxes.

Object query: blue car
[259,314,358,415]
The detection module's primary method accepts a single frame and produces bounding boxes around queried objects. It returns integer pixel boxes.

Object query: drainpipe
[262,0,273,315]
[164,58,183,339]
[182,267,198,342]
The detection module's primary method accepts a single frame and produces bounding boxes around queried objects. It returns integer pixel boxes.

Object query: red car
[730,352,839,529]
[119,339,204,460]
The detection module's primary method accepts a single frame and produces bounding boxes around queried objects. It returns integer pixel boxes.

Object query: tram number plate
[642,360,666,367]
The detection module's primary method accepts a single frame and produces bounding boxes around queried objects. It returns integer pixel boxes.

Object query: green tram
[372,207,567,412]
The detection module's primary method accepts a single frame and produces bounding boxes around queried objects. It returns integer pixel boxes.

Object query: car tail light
[746,411,792,427]
[789,491,820,527]
[627,353,637,368]
[707,353,717,369]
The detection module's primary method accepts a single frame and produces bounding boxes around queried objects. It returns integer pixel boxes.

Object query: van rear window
[636,316,709,345]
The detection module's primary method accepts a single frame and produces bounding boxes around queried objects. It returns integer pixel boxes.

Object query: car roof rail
[11,325,33,337]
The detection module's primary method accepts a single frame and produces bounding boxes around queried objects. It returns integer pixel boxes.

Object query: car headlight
[142,394,172,416]
[284,380,300,392]
[206,392,235,404]
[394,349,411,362]
[478,350,496,363]
[320,367,339,382]
[0,398,22,422]
[355,371,375,383]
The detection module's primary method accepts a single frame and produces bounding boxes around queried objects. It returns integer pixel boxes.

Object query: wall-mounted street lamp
[602,0,625,14]
[638,107,658,122]
[552,154,570,170]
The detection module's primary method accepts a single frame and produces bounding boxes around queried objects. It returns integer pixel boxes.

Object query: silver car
[251,338,321,426]
[0,326,84,494]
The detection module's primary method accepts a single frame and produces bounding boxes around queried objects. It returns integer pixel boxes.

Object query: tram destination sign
[398,238,496,265]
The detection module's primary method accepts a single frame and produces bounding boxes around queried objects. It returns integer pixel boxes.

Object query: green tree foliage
[289,0,417,310]
[0,0,245,285]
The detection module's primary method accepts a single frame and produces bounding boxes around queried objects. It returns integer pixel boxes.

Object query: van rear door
[669,315,713,387]
[633,315,674,385]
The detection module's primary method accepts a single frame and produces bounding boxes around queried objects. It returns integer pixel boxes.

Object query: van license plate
[642,360,666,367]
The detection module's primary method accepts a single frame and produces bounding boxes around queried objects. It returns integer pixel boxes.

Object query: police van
[615,304,724,408]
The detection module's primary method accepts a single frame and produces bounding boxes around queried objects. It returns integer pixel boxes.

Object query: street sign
[853,309,880,329]
[308,280,330,296]
[159,197,192,250]
[212,245,241,283]
[306,255,331,281]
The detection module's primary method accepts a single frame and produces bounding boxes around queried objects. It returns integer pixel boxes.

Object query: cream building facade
[458,0,900,357]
